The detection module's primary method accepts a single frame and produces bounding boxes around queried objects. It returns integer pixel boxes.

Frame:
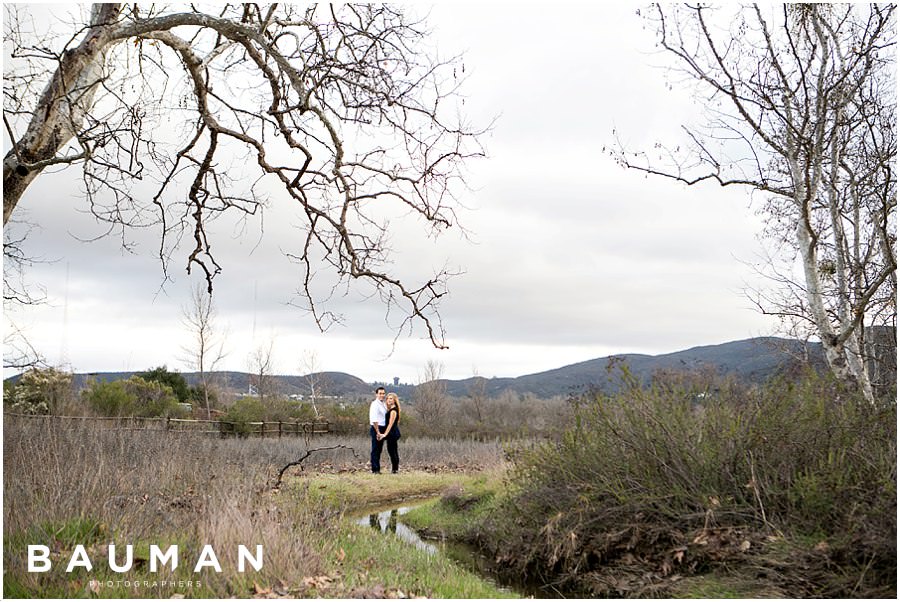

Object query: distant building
[393,376,400,386]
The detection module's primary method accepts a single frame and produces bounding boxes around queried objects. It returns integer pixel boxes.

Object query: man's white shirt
[369,399,387,427]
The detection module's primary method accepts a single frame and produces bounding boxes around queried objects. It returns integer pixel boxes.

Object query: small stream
[356,502,552,598]
[355,505,439,555]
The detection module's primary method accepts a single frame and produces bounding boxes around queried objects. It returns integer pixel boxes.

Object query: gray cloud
[5,4,780,382]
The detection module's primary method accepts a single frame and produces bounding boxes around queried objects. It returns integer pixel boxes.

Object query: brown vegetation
[469,370,896,598]
[2,416,504,598]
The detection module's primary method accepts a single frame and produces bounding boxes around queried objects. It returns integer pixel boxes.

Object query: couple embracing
[368,386,402,474]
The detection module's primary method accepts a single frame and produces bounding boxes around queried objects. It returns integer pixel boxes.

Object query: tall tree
[615,4,896,402]
[3,4,484,348]
[248,338,276,403]
[299,349,327,418]
[181,283,228,419]
[413,359,448,427]
[465,366,488,424]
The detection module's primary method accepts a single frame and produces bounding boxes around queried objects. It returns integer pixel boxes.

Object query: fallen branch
[273,444,359,489]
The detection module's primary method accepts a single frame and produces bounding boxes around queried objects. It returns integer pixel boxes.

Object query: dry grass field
[3,415,507,598]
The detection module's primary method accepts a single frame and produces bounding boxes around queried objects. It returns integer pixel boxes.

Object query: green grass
[401,473,503,540]
[669,574,786,598]
[291,469,494,510]
[316,520,516,598]
[275,467,517,598]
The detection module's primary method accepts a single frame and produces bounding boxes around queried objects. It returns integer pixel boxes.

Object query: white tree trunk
[796,214,876,402]
[3,4,122,224]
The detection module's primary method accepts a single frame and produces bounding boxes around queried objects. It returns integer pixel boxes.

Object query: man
[368,386,387,473]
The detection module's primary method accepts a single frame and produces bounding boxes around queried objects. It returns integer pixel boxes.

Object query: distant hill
[62,370,373,400]
[7,337,826,400]
[436,337,824,398]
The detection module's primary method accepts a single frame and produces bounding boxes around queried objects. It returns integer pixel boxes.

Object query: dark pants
[386,435,400,473]
[369,425,384,473]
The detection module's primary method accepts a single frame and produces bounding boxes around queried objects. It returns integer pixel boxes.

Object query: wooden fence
[2,412,330,437]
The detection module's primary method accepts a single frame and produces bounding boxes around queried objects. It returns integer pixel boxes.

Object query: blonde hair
[385,392,401,419]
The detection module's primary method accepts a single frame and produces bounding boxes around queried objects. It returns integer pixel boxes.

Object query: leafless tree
[181,282,228,419]
[299,348,327,417]
[3,322,44,371]
[614,4,896,402]
[413,358,448,428]
[3,4,486,350]
[3,216,49,369]
[248,337,277,403]
[464,366,488,424]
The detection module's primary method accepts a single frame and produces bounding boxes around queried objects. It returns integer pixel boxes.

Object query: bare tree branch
[615,4,896,402]
[3,4,487,352]
[272,444,359,490]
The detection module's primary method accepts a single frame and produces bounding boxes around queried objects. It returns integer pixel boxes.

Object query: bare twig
[273,444,360,489]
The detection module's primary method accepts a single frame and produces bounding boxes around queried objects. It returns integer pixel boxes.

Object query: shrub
[221,396,267,435]
[473,368,896,598]
[220,396,316,435]
[84,379,132,416]
[83,376,184,418]
[138,365,191,402]
[4,368,75,415]
[318,401,368,435]
[187,382,218,408]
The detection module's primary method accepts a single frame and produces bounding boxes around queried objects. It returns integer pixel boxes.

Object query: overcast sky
[3,4,780,383]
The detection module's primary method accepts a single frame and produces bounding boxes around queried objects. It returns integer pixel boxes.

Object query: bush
[221,396,317,435]
[84,380,131,416]
[187,382,218,409]
[317,401,368,435]
[4,368,75,415]
[473,368,896,598]
[135,365,224,415]
[83,376,184,418]
[138,365,190,402]
[401,391,573,440]
[221,396,267,435]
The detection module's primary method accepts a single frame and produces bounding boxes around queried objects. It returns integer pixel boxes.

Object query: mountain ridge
[6,336,825,400]
[434,336,824,398]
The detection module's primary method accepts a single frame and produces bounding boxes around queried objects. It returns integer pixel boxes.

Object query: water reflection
[357,503,551,598]
[357,506,439,554]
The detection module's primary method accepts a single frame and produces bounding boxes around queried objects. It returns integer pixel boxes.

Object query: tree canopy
[615,3,896,402]
[3,4,485,358]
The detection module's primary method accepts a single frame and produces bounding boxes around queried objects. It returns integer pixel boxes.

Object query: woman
[380,392,402,474]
